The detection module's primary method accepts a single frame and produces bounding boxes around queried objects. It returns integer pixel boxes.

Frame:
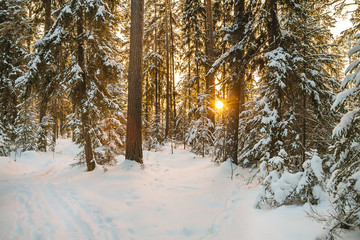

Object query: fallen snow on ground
[0,139,359,240]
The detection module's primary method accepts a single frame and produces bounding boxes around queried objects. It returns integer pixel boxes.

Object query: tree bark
[170,2,176,131]
[125,0,144,164]
[165,0,170,140]
[154,2,159,120]
[205,0,215,129]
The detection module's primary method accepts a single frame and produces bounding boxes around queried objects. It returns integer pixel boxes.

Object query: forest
[1,0,360,239]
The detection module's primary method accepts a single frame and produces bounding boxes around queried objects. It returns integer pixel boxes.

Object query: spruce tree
[22,0,123,170]
[236,0,338,207]
[186,93,214,156]
[325,14,360,237]
[0,0,32,148]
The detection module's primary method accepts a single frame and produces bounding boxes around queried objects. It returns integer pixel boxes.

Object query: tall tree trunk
[302,93,306,164]
[77,7,95,171]
[170,2,176,131]
[195,40,200,98]
[145,73,150,141]
[225,0,245,165]
[187,56,191,120]
[125,0,144,164]
[205,0,215,129]
[154,2,160,125]
[165,0,170,140]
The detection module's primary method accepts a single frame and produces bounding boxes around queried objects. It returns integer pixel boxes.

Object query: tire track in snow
[39,181,95,240]
[55,184,120,240]
[38,181,120,240]
[12,182,58,240]
[12,165,119,239]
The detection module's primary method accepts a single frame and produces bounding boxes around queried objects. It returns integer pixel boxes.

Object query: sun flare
[215,100,224,110]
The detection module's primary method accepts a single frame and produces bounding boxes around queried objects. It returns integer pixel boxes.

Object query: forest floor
[0,139,359,240]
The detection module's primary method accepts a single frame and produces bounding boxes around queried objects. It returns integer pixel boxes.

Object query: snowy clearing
[0,139,359,240]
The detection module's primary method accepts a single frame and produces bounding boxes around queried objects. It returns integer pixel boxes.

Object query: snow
[345,59,359,75]
[309,152,324,182]
[350,171,360,193]
[1,139,359,240]
[348,44,360,58]
[332,109,360,137]
[332,87,360,110]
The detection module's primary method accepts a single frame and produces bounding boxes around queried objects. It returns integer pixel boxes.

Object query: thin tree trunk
[52,119,57,143]
[205,0,215,129]
[154,2,159,122]
[145,73,149,141]
[165,0,170,140]
[195,40,200,98]
[302,94,306,164]
[125,0,144,164]
[170,2,176,130]
[188,58,191,120]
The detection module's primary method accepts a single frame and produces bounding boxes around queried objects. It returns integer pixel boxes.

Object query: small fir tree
[186,93,214,156]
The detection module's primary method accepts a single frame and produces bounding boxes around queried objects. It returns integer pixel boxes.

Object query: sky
[331,15,353,37]
[330,0,357,37]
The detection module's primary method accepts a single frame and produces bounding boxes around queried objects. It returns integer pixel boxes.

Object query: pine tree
[22,0,123,170]
[324,17,360,237]
[181,0,206,108]
[14,98,38,152]
[143,0,164,148]
[233,0,338,207]
[186,93,214,156]
[0,0,32,146]
[0,121,10,156]
[221,0,257,165]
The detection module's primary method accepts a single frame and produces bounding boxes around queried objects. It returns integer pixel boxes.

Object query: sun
[215,99,224,110]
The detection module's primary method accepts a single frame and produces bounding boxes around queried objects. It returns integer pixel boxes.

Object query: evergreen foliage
[20,0,124,169]
[0,0,32,146]
[14,98,38,152]
[186,93,214,156]
[235,0,338,207]
[1,2,360,237]
[324,30,360,238]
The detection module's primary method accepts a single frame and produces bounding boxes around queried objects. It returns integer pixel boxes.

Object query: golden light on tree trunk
[215,99,224,110]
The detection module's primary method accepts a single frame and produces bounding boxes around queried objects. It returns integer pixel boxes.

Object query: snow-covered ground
[0,139,359,240]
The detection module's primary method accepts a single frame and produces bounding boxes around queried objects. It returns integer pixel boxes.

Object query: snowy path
[1,139,359,240]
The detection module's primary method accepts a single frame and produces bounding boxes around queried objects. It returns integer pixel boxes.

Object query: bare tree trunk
[125,0,144,164]
[195,40,200,98]
[188,57,191,120]
[165,0,170,140]
[145,73,150,141]
[205,0,215,129]
[170,2,176,132]
[154,2,160,124]
[302,94,306,164]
